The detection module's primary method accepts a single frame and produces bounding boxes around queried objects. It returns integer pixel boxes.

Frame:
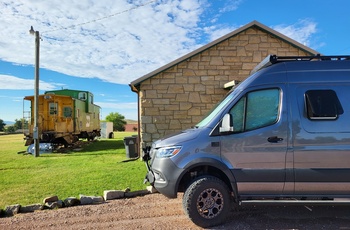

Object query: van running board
[240,199,350,206]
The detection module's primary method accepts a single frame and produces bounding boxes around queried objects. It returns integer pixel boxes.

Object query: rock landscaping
[1,186,156,217]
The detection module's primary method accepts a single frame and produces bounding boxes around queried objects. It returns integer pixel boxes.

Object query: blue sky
[1,0,350,123]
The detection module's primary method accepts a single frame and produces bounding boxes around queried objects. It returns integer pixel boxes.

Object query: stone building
[130,20,319,148]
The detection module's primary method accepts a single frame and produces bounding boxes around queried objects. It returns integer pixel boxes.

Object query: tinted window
[305,90,343,120]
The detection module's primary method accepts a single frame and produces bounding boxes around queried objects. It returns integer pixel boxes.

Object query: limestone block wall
[138,26,314,146]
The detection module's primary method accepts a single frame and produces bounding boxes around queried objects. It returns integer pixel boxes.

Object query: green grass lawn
[0,132,147,209]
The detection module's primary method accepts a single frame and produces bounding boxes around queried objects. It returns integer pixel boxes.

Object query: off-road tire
[182,176,231,228]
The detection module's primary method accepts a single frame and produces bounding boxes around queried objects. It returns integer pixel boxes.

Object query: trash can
[124,136,138,158]
[132,135,139,156]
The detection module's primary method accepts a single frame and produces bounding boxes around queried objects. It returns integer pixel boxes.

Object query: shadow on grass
[83,139,125,152]
[39,139,129,157]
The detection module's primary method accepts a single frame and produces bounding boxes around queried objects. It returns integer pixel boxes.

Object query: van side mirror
[219,114,234,133]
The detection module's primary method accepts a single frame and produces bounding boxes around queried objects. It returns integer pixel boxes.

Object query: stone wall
[139,26,314,146]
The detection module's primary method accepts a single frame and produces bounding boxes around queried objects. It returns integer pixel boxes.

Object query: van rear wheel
[182,176,230,228]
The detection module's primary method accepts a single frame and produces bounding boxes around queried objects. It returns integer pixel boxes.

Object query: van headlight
[156,146,182,158]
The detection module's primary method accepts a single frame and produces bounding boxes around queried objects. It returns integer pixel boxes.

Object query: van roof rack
[250,54,350,75]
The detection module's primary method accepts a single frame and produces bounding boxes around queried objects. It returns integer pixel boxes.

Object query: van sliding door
[293,84,350,195]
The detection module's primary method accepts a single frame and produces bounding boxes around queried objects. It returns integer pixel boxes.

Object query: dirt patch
[1,193,350,229]
[1,193,200,230]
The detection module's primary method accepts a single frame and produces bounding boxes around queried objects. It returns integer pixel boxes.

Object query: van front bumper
[144,157,183,198]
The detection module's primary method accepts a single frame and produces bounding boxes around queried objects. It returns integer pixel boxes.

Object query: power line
[42,0,158,34]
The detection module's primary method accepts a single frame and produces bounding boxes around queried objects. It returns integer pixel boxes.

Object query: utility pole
[29,26,40,157]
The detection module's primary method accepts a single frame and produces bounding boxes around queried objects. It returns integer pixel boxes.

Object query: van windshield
[196,88,239,128]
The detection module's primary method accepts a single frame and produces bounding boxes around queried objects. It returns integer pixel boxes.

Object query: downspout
[129,84,142,158]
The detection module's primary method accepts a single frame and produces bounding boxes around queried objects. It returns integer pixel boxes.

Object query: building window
[305,90,343,120]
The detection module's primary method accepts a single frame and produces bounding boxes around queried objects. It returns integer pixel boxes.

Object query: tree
[6,125,15,133]
[0,119,6,131]
[105,112,127,131]
[13,118,29,130]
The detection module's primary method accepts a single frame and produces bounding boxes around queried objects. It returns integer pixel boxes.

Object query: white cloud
[204,19,318,49]
[0,74,61,90]
[272,19,317,47]
[204,25,238,42]
[0,0,320,87]
[0,0,206,85]
[96,101,137,110]
[97,101,138,120]
[219,0,242,13]
[0,95,22,101]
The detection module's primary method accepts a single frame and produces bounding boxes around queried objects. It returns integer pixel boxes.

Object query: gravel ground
[1,193,350,229]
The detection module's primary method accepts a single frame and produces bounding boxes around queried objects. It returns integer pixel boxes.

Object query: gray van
[143,55,350,227]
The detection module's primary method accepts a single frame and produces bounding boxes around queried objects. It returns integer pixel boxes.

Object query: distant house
[130,20,319,148]
[124,123,138,132]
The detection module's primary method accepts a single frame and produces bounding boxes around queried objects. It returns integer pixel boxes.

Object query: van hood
[153,128,201,148]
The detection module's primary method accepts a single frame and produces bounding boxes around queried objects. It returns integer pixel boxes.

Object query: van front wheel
[182,176,231,228]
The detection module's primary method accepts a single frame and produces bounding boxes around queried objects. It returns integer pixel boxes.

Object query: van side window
[230,97,245,132]
[229,88,280,132]
[305,90,343,120]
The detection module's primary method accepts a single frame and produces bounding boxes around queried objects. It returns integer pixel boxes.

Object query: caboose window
[79,92,87,101]
[63,107,72,118]
[89,94,93,104]
[49,103,57,115]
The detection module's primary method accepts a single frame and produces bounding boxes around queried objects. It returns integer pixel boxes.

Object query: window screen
[229,88,280,132]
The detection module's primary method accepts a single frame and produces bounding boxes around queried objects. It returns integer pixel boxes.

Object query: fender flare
[177,157,239,200]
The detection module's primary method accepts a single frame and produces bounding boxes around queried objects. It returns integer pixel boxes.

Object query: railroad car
[24,89,101,147]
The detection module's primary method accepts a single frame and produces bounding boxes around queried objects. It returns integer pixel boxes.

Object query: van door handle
[267,136,283,143]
